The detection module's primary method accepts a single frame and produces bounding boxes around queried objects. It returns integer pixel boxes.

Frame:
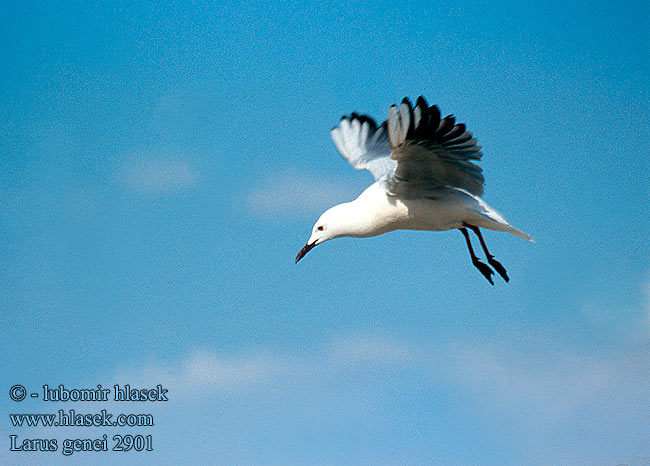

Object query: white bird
[295,96,533,284]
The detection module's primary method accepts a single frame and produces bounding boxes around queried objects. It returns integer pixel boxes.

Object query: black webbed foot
[472,258,495,285]
[487,255,509,283]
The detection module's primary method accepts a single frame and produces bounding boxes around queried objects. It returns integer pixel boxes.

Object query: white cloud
[113,89,205,196]
[580,275,650,339]
[114,349,294,397]
[644,276,650,330]
[112,332,650,421]
[148,88,208,144]
[247,172,360,217]
[440,336,615,416]
[55,329,650,465]
[326,334,412,366]
[119,157,198,196]
[113,335,410,398]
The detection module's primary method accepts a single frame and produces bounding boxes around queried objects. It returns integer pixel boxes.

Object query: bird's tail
[466,197,534,242]
[501,224,535,242]
[453,188,535,242]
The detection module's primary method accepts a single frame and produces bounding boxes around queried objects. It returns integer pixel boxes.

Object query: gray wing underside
[330,97,485,198]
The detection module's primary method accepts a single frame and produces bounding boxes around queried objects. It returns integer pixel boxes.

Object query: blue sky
[1,1,649,465]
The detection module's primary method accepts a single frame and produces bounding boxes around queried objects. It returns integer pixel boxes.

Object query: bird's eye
[317,225,324,231]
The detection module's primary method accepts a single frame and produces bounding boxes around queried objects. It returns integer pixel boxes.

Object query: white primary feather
[330,114,394,182]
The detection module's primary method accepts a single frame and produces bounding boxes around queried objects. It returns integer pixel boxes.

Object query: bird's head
[295,205,349,263]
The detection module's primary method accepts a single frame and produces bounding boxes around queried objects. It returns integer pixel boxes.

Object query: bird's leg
[459,227,494,285]
[465,224,509,283]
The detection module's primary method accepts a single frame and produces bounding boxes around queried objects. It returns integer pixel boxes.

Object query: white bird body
[296,96,532,284]
[308,182,531,242]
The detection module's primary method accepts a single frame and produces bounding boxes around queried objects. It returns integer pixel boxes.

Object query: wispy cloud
[114,349,294,397]
[113,335,408,399]
[440,336,615,416]
[326,334,412,367]
[119,157,199,196]
[112,331,647,419]
[644,275,650,330]
[580,275,650,339]
[60,328,650,466]
[103,279,650,464]
[247,172,360,217]
[114,89,206,197]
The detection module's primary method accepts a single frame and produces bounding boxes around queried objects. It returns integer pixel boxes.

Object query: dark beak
[295,241,317,263]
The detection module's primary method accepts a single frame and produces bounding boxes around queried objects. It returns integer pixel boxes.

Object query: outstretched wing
[386,96,484,197]
[330,113,395,181]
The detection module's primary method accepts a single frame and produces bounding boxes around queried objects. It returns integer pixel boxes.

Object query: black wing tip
[402,96,431,109]
[338,97,478,149]
[388,98,479,148]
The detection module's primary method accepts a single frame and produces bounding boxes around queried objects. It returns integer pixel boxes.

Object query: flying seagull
[295,96,533,284]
